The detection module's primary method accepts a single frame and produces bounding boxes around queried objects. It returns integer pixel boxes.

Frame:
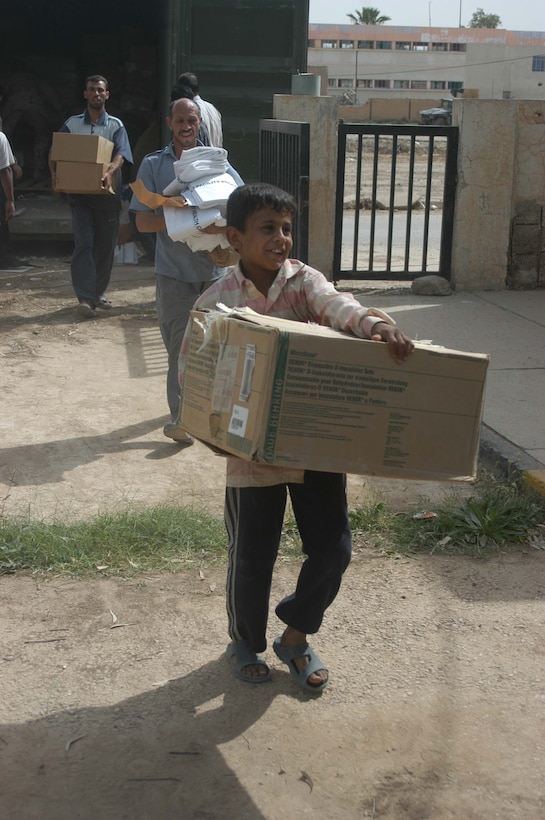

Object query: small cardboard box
[50,133,114,164]
[180,311,490,482]
[55,161,113,195]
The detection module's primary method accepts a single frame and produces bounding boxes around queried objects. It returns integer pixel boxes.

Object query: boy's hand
[371,323,414,363]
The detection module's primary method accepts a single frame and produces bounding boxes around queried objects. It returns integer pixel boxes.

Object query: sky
[308,0,545,33]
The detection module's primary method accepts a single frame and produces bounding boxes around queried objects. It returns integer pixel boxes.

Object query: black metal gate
[259,119,310,262]
[334,123,458,283]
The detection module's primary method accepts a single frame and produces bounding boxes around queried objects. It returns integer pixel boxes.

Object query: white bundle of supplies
[162,146,241,252]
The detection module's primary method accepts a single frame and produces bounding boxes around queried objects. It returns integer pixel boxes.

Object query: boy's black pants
[224,471,352,653]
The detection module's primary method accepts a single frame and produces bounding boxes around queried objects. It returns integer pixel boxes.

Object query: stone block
[513,201,542,225]
[411,275,452,296]
[508,256,539,287]
[511,224,541,255]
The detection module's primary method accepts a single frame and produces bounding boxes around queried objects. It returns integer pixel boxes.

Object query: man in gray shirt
[130,97,242,444]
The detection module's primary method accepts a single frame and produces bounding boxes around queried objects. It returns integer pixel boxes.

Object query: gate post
[451,99,516,289]
[272,94,339,278]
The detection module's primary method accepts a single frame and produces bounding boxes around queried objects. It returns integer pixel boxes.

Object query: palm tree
[347,7,391,25]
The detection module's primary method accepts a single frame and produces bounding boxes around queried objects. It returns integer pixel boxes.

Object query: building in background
[308,24,545,104]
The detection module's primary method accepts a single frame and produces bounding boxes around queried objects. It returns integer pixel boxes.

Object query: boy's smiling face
[226,207,293,288]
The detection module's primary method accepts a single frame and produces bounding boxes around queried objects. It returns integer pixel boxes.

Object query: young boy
[179,183,413,693]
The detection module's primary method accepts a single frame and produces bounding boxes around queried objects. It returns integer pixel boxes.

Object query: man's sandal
[96,298,112,310]
[226,640,271,683]
[273,637,329,693]
[77,300,96,318]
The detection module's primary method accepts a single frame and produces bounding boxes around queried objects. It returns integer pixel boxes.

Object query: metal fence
[333,123,458,283]
[259,119,310,262]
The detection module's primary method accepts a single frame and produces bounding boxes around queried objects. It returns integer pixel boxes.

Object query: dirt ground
[1,251,544,819]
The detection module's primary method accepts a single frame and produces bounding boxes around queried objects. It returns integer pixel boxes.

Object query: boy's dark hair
[226,183,297,231]
[86,74,108,89]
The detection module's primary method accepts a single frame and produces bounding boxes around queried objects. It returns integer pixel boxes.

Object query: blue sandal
[226,640,271,683]
[273,637,329,693]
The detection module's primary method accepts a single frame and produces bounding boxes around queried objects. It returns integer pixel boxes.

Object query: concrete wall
[270,95,545,289]
[338,98,437,123]
[451,99,516,288]
[509,101,545,286]
[273,94,339,277]
[452,98,545,289]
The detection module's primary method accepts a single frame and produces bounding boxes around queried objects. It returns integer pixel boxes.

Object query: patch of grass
[373,473,545,558]
[1,473,543,575]
[0,505,226,576]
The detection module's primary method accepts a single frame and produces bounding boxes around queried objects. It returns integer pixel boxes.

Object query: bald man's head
[167,97,202,154]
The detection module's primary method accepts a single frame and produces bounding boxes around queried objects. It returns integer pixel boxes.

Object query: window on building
[376,41,392,50]
[321,40,337,49]
[307,39,315,48]
[532,55,545,71]
[339,79,353,88]
[357,79,373,88]
[450,43,467,52]
[411,80,427,90]
[358,40,374,49]
[448,80,464,93]
[395,41,411,50]
[327,78,337,88]
[432,43,448,52]
[394,79,410,89]
[413,43,429,51]
[431,80,446,90]
[340,40,354,49]
[375,79,391,89]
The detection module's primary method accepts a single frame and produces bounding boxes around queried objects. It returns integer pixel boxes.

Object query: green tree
[468,8,502,28]
[347,7,391,25]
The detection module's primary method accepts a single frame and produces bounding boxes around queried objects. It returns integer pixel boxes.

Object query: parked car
[419,98,453,125]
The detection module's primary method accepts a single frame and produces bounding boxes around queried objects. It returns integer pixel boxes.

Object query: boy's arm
[301,268,414,361]
[370,322,414,363]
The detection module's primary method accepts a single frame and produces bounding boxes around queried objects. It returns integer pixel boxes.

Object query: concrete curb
[479,424,545,499]
[523,470,545,498]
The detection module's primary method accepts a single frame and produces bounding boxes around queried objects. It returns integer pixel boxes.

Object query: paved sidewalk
[361,288,545,495]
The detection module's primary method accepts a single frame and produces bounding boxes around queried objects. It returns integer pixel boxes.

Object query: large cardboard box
[50,133,114,164]
[180,311,490,481]
[55,161,113,195]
